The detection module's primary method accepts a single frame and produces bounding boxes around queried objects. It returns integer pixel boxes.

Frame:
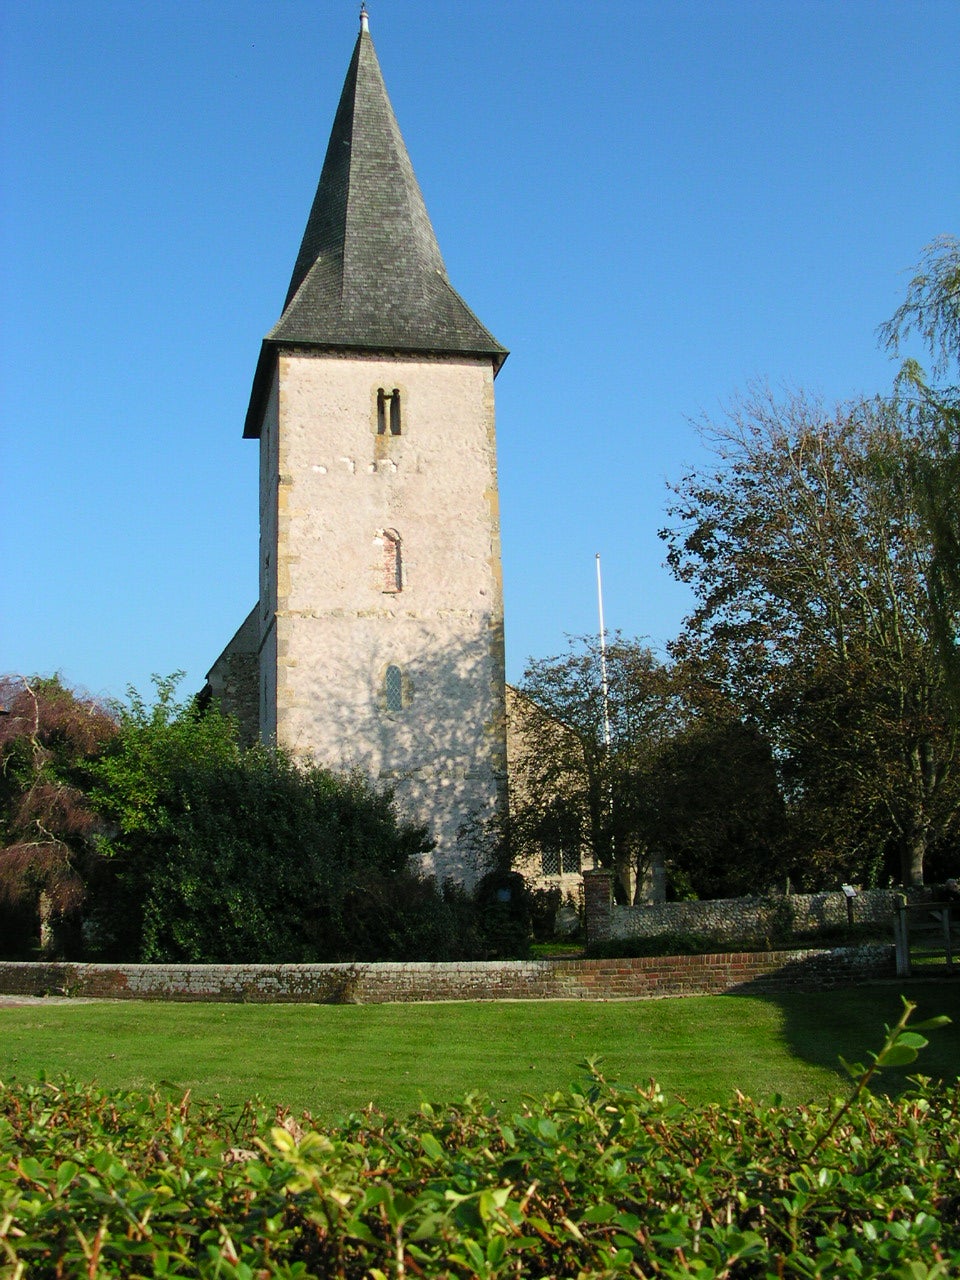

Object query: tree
[511,636,673,901]
[511,637,787,901]
[0,675,117,956]
[634,664,788,899]
[87,675,438,962]
[662,389,960,886]
[879,235,960,385]
[879,235,960,699]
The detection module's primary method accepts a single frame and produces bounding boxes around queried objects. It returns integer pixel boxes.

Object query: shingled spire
[244,14,507,437]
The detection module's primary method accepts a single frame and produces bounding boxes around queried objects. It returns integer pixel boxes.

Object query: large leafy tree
[512,637,787,900]
[663,389,959,886]
[512,636,673,901]
[0,674,117,955]
[634,664,788,899]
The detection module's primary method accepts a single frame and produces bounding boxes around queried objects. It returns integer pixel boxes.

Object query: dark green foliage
[338,877,482,962]
[4,1004,957,1277]
[470,870,533,959]
[514,638,792,905]
[527,884,564,942]
[0,674,117,956]
[1,675,535,963]
[641,707,788,900]
[86,679,436,962]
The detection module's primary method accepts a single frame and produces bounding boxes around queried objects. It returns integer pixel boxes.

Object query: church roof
[244,17,507,438]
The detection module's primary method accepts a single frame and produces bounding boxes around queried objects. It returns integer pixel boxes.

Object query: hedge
[3,1049,958,1277]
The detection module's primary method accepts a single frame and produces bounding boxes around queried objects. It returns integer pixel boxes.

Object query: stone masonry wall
[607,890,902,942]
[267,352,507,888]
[0,947,893,1005]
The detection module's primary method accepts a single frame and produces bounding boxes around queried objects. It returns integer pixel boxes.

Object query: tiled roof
[244,25,507,438]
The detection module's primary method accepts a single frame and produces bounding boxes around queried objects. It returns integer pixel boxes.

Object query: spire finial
[360,4,369,33]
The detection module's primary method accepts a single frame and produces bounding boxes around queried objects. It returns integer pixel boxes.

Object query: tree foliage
[512,637,672,901]
[880,235,960,701]
[662,390,960,886]
[879,234,960,383]
[0,673,474,962]
[0,674,116,955]
[636,682,787,899]
[513,638,787,900]
[86,676,440,962]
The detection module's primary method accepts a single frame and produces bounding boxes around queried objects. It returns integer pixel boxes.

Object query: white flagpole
[596,553,611,750]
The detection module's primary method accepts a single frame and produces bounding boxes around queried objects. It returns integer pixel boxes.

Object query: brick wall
[582,868,613,944]
[0,946,893,1005]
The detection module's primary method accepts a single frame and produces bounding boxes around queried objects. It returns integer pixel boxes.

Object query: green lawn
[2,981,958,1123]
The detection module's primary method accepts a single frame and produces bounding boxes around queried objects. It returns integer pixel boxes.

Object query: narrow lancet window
[385,664,403,713]
[382,528,402,593]
[377,387,401,435]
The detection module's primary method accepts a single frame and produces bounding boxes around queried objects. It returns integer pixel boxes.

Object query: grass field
[2,981,958,1123]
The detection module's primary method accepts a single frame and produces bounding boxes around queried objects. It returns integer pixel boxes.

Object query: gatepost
[582,868,614,946]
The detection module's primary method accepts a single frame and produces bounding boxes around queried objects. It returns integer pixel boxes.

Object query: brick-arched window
[382,529,402,593]
[377,387,401,436]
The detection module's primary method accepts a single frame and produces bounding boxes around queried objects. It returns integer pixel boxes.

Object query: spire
[244,18,506,437]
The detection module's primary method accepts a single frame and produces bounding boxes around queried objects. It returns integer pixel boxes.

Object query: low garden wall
[0,946,894,1005]
[607,889,901,941]
[582,870,925,946]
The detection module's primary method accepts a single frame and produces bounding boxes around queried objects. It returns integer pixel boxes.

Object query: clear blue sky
[2,0,958,704]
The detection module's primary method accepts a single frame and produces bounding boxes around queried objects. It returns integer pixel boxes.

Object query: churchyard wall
[0,946,893,1004]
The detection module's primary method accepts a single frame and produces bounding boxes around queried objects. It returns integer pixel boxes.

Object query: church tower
[241,12,508,884]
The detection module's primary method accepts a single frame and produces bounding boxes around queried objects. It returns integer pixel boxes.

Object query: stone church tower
[209,13,509,886]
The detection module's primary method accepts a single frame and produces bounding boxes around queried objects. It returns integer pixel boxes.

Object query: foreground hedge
[2,1069,958,1278]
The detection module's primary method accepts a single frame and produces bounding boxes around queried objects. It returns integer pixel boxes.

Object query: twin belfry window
[377,387,401,436]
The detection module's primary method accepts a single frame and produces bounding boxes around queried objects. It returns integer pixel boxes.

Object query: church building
[207,11,509,886]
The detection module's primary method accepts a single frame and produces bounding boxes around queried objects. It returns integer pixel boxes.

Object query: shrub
[3,1007,958,1278]
[527,884,564,942]
[471,870,532,959]
[86,677,437,963]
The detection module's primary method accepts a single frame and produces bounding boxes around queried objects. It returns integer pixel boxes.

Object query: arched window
[382,528,402,593]
[385,664,403,713]
[377,387,401,436]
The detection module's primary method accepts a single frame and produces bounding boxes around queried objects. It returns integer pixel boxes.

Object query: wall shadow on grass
[725,980,960,1096]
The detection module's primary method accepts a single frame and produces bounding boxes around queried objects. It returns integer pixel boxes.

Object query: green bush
[4,1044,958,1278]
[4,1005,956,1276]
[85,678,442,963]
[527,884,564,942]
[470,871,532,959]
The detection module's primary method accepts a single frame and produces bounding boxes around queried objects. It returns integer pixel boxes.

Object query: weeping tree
[0,675,117,956]
[879,235,960,703]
